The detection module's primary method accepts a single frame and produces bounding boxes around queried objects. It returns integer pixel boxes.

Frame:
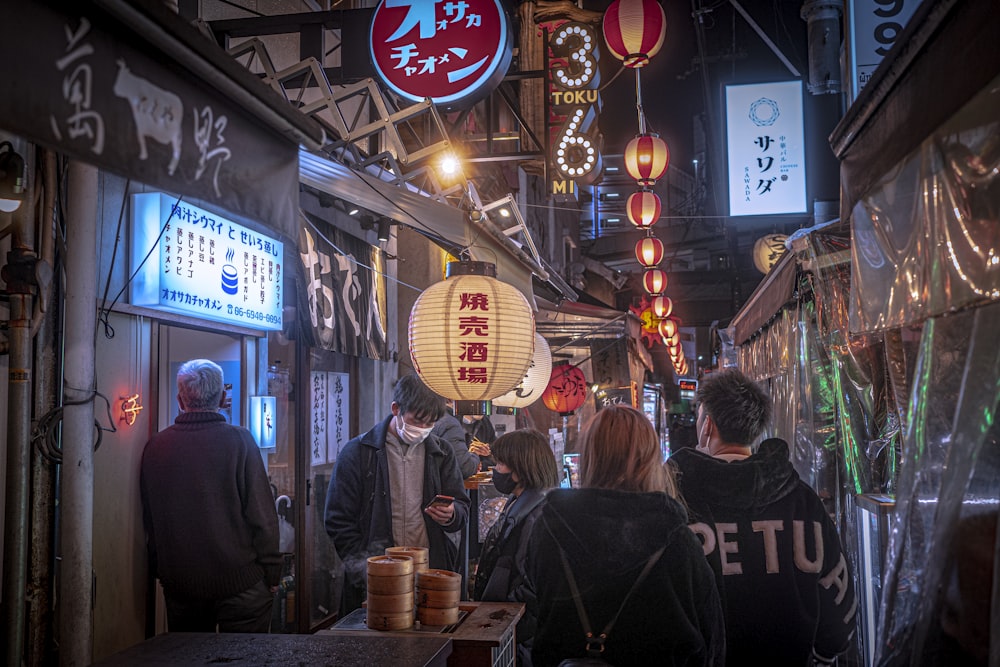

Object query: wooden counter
[321,601,524,667]
[92,631,452,667]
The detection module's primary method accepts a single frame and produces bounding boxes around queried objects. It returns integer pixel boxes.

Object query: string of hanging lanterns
[603,0,683,364]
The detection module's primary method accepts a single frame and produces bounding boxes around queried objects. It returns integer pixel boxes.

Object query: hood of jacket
[672,438,801,513]
[539,487,691,571]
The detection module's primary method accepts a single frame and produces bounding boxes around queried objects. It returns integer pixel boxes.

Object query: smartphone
[425,494,454,510]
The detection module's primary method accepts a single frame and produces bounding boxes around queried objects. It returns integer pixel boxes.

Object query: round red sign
[370,0,512,108]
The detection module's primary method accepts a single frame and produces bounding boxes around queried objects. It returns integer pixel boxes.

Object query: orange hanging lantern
[658,318,677,339]
[624,134,669,186]
[626,190,661,228]
[642,268,667,295]
[634,236,664,268]
[602,0,667,69]
[650,295,672,318]
[541,361,588,416]
[409,261,535,402]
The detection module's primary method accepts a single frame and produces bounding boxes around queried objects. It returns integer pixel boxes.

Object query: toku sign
[545,20,603,197]
[369,0,512,108]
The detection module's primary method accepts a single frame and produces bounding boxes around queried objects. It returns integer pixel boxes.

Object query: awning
[299,149,575,307]
[730,251,798,346]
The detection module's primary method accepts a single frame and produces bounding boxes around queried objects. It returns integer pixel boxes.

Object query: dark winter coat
[323,416,470,606]
[672,439,857,666]
[521,488,726,667]
[140,411,282,600]
[432,412,481,478]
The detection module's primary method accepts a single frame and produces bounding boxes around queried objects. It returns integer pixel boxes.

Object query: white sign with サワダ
[726,81,806,217]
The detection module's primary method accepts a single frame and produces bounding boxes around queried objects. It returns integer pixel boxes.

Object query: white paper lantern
[493,333,552,410]
[409,261,535,401]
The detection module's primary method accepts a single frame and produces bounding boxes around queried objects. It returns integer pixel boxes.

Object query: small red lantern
[664,331,680,347]
[626,190,661,228]
[542,361,588,416]
[674,359,689,376]
[658,318,677,339]
[602,0,667,69]
[650,295,672,319]
[625,134,670,186]
[635,236,664,267]
[642,268,667,295]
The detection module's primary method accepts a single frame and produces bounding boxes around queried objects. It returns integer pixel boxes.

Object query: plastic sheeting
[850,73,1000,334]
[876,301,1000,666]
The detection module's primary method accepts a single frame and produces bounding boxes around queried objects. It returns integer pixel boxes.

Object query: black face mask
[492,470,517,495]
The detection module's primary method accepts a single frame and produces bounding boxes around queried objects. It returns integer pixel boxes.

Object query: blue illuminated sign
[129,193,283,330]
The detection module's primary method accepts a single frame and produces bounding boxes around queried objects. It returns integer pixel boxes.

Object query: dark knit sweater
[140,411,281,600]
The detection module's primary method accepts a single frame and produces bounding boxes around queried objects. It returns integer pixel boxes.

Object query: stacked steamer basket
[366,555,414,630]
[386,546,429,576]
[415,569,462,627]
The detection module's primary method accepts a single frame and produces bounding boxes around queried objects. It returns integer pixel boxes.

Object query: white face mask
[396,415,434,446]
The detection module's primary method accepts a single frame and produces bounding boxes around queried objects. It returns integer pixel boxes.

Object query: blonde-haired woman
[520,405,725,667]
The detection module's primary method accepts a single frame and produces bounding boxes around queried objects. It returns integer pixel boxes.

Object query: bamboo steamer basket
[416,605,460,626]
[417,587,461,609]
[366,609,414,631]
[386,546,429,572]
[415,569,462,591]
[366,572,414,596]
[366,592,414,614]
[367,555,414,576]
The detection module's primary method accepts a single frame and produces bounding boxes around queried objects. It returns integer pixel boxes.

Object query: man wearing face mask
[670,369,856,666]
[324,374,470,616]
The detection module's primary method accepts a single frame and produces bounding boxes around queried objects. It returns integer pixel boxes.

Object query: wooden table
[321,601,524,667]
[92,631,452,667]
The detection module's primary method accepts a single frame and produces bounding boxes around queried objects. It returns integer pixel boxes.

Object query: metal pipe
[3,292,33,667]
[2,141,37,667]
[28,149,60,667]
[59,161,99,667]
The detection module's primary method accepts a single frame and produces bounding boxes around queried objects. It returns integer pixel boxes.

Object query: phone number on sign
[227,305,280,325]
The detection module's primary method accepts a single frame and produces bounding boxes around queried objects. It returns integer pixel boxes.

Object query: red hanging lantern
[602,0,667,69]
[658,318,677,339]
[542,361,588,416]
[664,331,680,347]
[626,190,661,228]
[668,346,682,361]
[674,359,689,376]
[642,268,667,295]
[634,236,664,267]
[650,295,672,319]
[625,134,670,186]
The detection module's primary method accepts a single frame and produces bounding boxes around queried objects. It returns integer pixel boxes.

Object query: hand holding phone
[424,494,455,526]
[425,494,454,510]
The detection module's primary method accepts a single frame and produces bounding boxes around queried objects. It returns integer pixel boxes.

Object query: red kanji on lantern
[602,0,667,69]
[542,361,588,416]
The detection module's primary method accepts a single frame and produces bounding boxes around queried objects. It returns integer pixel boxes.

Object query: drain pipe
[1,141,37,667]
[59,161,99,666]
[28,149,59,667]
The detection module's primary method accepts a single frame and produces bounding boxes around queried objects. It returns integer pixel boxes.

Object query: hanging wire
[98,194,182,339]
[97,179,131,339]
[31,387,117,465]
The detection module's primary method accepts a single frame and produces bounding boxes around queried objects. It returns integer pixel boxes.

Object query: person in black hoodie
[520,405,725,667]
[671,368,857,666]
